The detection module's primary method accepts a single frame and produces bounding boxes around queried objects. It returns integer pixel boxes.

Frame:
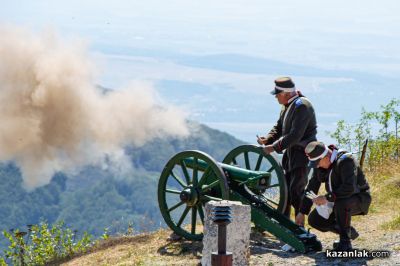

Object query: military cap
[270,77,296,95]
[305,141,329,168]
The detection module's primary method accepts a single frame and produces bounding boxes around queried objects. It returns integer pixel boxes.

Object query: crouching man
[295,141,371,251]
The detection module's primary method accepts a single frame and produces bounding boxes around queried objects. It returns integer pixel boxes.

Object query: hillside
[57,163,400,266]
[0,122,244,252]
[57,212,399,266]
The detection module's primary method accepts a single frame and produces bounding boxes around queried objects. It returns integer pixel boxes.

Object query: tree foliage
[329,98,400,169]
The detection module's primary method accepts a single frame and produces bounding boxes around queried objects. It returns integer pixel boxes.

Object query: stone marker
[201,200,251,266]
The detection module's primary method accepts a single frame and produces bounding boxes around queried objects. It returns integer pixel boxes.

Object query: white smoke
[0,25,189,190]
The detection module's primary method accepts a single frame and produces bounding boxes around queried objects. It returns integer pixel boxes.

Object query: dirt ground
[60,211,399,266]
[249,212,399,266]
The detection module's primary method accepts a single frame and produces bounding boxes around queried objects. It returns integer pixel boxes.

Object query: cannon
[158,145,322,253]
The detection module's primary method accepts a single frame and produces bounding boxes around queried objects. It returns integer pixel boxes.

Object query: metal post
[211,205,233,266]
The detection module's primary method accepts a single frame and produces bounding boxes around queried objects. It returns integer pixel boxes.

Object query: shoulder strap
[328,169,333,192]
[282,99,297,132]
[329,151,350,192]
[332,150,348,174]
[283,98,297,124]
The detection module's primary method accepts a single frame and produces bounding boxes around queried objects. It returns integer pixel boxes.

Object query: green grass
[366,163,400,206]
[369,182,399,212]
[365,163,400,230]
[382,215,400,230]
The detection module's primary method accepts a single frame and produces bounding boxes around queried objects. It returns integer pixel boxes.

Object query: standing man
[295,141,371,251]
[257,77,317,218]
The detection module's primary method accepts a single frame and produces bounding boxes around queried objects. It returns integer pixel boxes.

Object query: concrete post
[201,200,251,266]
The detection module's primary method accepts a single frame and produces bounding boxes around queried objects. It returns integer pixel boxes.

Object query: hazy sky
[2,1,399,63]
[1,1,400,143]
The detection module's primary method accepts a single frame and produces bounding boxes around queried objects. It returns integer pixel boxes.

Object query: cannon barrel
[181,157,271,188]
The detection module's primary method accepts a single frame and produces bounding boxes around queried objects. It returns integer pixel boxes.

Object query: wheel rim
[222,144,287,213]
[158,150,229,240]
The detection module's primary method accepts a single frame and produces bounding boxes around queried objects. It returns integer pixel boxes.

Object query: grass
[364,160,400,230]
[382,215,400,230]
[59,229,202,266]
[366,161,400,210]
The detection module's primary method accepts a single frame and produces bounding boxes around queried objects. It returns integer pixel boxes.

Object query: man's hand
[312,195,328,206]
[263,145,275,154]
[256,135,267,145]
[295,213,305,227]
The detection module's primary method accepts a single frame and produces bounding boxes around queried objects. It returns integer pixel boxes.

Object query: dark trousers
[283,167,308,217]
[308,193,371,240]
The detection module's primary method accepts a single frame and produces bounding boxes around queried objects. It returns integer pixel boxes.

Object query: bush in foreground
[1,221,93,266]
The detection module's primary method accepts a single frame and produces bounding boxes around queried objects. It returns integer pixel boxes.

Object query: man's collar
[330,149,338,163]
[288,95,299,104]
[285,94,299,106]
[325,149,338,170]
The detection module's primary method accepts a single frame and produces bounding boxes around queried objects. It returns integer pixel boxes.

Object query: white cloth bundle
[305,191,334,219]
[316,202,334,219]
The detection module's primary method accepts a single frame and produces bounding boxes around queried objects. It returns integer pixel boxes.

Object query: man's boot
[333,239,352,251]
[333,225,359,240]
[349,226,359,240]
[333,227,353,251]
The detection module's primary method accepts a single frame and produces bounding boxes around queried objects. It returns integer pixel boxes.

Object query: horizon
[1,1,400,144]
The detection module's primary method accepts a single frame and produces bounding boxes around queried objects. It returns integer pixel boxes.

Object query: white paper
[316,202,334,219]
[281,244,295,252]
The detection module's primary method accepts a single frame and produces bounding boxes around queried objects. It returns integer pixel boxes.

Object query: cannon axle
[179,186,200,207]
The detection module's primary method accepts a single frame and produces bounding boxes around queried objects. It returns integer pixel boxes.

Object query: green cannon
[158,145,322,253]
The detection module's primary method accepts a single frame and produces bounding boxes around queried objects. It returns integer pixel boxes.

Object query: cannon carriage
[157,145,322,253]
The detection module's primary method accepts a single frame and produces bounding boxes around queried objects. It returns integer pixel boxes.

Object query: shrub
[328,98,400,170]
[1,221,93,265]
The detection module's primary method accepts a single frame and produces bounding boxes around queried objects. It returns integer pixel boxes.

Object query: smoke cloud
[0,25,189,190]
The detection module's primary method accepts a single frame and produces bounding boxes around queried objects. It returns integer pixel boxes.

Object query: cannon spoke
[263,196,279,206]
[168,201,185,213]
[201,195,223,201]
[165,188,181,194]
[159,150,229,241]
[223,145,288,214]
[180,160,191,185]
[177,206,191,227]
[200,180,220,192]
[197,167,211,187]
[254,154,263,171]
[192,158,198,186]
[191,206,197,234]
[198,205,205,224]
[244,151,250,169]
[267,165,274,172]
[232,157,237,165]
[170,171,186,188]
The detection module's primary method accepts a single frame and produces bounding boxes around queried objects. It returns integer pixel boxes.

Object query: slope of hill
[58,216,399,266]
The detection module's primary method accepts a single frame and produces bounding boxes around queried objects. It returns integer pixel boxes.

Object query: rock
[167,232,182,241]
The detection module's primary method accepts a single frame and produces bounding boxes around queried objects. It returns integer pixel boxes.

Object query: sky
[1,0,400,144]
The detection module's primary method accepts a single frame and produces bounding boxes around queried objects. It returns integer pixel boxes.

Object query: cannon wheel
[158,150,229,241]
[223,144,287,213]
